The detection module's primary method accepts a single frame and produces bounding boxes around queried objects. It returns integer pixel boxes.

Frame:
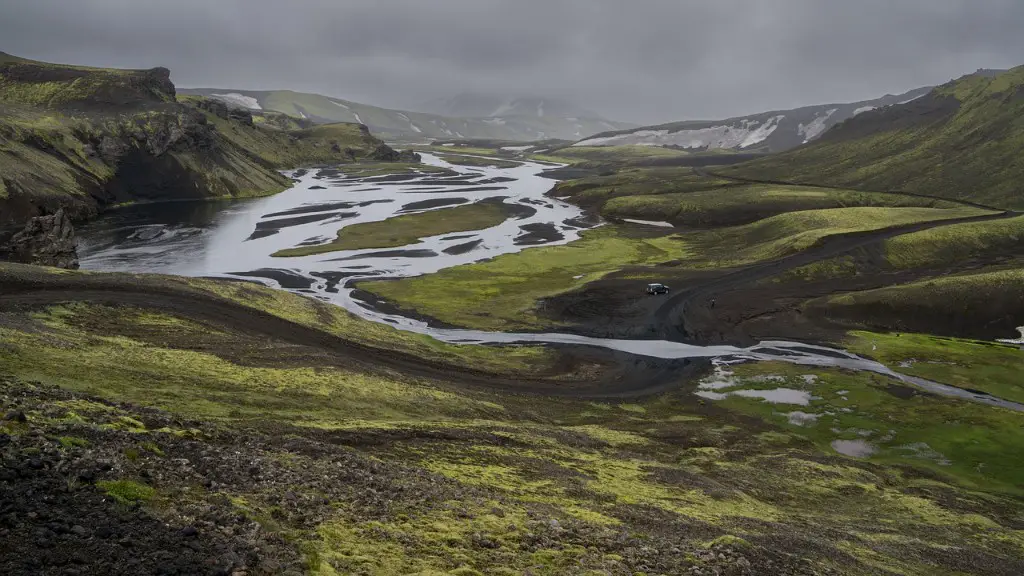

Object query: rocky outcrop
[367,144,422,163]
[0,209,80,269]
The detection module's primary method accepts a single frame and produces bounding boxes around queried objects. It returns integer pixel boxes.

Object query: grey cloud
[1,0,1022,123]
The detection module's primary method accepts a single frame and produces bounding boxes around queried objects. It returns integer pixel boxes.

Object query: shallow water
[831,439,876,458]
[76,155,1024,412]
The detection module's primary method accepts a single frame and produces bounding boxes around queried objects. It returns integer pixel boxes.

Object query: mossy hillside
[0,262,559,378]
[728,66,1024,209]
[273,201,513,257]
[602,183,965,227]
[0,304,510,427]
[689,206,990,267]
[845,331,1024,404]
[0,57,174,108]
[361,226,689,330]
[3,292,1024,572]
[813,268,1024,344]
[883,214,1024,269]
[551,167,738,210]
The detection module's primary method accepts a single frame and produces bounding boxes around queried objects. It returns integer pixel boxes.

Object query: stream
[76,154,1024,412]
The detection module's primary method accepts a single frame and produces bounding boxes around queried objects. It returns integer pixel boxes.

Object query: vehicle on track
[645,283,670,295]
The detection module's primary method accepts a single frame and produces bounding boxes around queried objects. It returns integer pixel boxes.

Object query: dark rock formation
[0,208,80,269]
[366,144,422,163]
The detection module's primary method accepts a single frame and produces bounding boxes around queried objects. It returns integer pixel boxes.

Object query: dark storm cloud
[1,0,1022,123]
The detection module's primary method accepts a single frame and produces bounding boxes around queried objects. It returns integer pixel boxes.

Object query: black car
[645,283,670,295]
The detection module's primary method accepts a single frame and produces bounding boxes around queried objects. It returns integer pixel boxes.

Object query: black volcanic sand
[400,186,508,195]
[515,223,564,246]
[229,269,316,290]
[265,202,358,219]
[400,198,469,212]
[246,212,356,241]
[296,236,331,247]
[477,177,517,184]
[359,174,423,184]
[329,249,438,262]
[311,270,379,293]
[443,239,484,255]
[310,186,327,190]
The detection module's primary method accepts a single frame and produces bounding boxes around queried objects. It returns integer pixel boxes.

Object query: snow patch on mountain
[899,93,927,105]
[211,93,261,110]
[853,106,876,116]
[576,115,784,150]
[331,101,350,110]
[798,109,838,143]
[352,112,363,125]
[410,124,422,133]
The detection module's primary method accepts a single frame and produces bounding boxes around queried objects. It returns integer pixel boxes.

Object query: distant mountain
[179,89,634,142]
[421,93,600,120]
[572,86,937,153]
[727,67,1024,210]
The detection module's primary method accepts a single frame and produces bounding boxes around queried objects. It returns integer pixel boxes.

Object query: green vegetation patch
[691,206,989,267]
[361,226,688,330]
[274,201,512,257]
[696,361,1024,494]
[883,214,1024,269]
[603,184,964,227]
[847,331,1024,404]
[0,304,509,427]
[97,479,156,504]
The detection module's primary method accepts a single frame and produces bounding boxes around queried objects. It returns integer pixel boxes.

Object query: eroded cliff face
[0,56,417,266]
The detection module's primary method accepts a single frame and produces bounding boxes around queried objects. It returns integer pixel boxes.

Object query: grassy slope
[273,201,511,257]
[811,267,1024,347]
[727,66,1024,209]
[2,276,1023,574]
[883,214,1024,269]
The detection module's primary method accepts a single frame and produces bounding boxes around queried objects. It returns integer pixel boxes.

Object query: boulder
[0,208,80,269]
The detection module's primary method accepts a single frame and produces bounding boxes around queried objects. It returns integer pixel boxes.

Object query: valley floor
[2,148,1024,575]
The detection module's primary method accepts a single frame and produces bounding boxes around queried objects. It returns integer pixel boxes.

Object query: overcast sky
[1,0,1022,124]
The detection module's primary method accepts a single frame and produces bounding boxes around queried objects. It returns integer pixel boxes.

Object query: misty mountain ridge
[726,65,1024,209]
[419,92,603,121]
[573,85,942,153]
[180,88,634,142]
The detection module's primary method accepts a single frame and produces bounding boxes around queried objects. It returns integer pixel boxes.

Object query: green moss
[361,226,688,330]
[57,436,88,449]
[883,215,1024,269]
[274,201,511,257]
[697,361,1024,494]
[97,479,155,504]
[846,331,1024,404]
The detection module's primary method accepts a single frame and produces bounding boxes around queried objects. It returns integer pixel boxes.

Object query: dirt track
[0,266,704,399]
